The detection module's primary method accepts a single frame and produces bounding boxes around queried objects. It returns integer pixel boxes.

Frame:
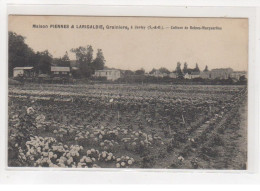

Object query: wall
[95,70,121,81]
[13,69,24,77]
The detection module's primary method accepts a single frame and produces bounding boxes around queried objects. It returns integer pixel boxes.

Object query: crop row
[8,84,247,168]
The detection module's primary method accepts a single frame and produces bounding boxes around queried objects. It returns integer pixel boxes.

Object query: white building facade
[13,67,34,77]
[210,68,233,79]
[169,72,177,78]
[51,66,71,76]
[184,72,200,79]
[94,69,121,81]
[230,71,247,80]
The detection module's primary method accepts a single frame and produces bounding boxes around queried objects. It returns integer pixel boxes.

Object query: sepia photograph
[7,15,248,169]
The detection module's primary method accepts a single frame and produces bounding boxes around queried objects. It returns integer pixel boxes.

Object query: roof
[211,68,233,71]
[191,71,200,75]
[186,69,194,74]
[232,71,246,74]
[14,67,33,70]
[95,69,120,72]
[185,69,200,74]
[51,66,70,72]
[71,67,79,70]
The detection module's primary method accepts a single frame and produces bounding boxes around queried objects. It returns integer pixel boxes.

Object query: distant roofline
[51,66,70,72]
[232,71,247,73]
[13,67,33,70]
[211,68,233,70]
[51,66,70,68]
[95,69,120,71]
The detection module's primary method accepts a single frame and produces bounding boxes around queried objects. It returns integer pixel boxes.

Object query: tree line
[8,31,105,78]
[127,63,208,77]
[70,46,105,78]
[122,62,207,78]
[9,32,52,77]
[174,62,208,78]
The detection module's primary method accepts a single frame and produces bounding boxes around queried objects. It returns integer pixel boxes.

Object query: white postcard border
[0,3,259,184]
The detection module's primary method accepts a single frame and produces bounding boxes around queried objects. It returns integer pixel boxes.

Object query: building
[183,73,190,79]
[94,69,121,81]
[190,71,200,79]
[200,71,211,79]
[51,66,71,77]
[184,71,200,79]
[168,72,177,78]
[210,68,233,79]
[149,70,168,78]
[13,67,34,77]
[230,71,247,80]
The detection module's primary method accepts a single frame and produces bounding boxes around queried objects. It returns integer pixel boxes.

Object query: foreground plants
[8,84,247,169]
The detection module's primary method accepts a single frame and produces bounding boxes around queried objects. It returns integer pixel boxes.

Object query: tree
[71,45,94,78]
[92,49,105,71]
[135,68,145,75]
[53,52,71,67]
[86,45,93,65]
[62,51,70,62]
[175,62,181,72]
[204,65,209,72]
[71,46,86,62]
[9,31,53,76]
[238,75,247,84]
[149,68,157,74]
[52,58,61,66]
[175,62,182,73]
[124,70,135,76]
[71,46,87,76]
[159,67,170,74]
[239,75,246,81]
[194,63,200,72]
[183,62,188,74]
[35,50,53,74]
[60,51,70,67]
[8,31,35,77]
[175,62,183,79]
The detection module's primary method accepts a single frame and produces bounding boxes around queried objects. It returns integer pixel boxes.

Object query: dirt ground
[231,98,247,169]
[8,84,247,169]
[154,95,248,169]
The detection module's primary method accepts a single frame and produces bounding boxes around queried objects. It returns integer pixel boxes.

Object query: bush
[8,107,38,166]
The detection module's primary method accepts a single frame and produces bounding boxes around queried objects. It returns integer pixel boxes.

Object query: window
[54,71,59,74]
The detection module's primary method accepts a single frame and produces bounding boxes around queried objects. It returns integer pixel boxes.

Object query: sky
[8,16,248,72]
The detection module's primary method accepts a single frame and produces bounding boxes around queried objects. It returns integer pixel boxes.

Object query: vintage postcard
[8,15,248,169]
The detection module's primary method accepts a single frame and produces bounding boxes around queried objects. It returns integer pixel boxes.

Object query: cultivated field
[8,83,247,169]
